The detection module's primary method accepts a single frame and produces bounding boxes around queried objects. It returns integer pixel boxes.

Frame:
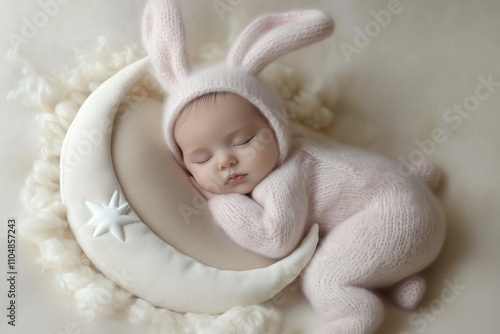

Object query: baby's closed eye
[191,154,212,164]
[233,135,255,147]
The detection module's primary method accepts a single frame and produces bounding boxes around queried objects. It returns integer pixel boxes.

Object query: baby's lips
[225,172,246,185]
[229,175,246,186]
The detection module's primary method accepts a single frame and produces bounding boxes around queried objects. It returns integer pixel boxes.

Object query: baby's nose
[218,154,237,169]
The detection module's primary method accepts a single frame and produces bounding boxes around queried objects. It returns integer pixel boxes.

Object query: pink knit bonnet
[142,0,334,168]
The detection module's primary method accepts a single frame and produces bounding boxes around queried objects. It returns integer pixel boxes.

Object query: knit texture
[142,1,446,333]
[142,0,334,168]
[207,137,446,333]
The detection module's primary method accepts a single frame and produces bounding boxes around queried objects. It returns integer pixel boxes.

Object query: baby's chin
[210,178,257,195]
[219,183,255,195]
[194,174,262,196]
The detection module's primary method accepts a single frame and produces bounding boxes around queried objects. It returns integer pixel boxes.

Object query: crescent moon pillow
[60,58,318,314]
[113,98,277,271]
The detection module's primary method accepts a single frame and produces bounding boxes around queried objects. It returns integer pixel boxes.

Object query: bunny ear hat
[142,0,334,167]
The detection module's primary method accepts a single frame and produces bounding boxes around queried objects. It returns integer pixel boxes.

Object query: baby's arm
[204,153,309,259]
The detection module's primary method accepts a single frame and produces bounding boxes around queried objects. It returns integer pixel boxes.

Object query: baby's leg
[304,281,384,334]
[301,211,389,334]
[301,190,444,333]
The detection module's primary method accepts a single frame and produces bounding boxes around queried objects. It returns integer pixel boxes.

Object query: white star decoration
[85,190,138,243]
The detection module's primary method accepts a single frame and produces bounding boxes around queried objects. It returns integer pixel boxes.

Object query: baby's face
[174,93,279,195]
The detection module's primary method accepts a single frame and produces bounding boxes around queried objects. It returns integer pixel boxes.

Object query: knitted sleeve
[207,152,309,259]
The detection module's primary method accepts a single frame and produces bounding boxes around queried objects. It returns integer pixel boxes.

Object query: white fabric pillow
[60,57,319,314]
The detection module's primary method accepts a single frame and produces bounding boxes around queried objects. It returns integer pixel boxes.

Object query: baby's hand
[189,176,218,200]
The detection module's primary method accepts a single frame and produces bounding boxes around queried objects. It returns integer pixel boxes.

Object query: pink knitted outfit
[207,138,445,333]
[142,1,446,333]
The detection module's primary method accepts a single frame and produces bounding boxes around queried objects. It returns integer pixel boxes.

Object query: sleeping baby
[142,0,446,333]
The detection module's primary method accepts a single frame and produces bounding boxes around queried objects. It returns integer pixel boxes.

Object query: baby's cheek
[195,169,223,193]
[184,164,196,178]
[185,166,206,186]
[239,145,257,162]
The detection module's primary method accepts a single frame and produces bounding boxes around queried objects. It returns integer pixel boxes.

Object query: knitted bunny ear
[227,10,334,74]
[142,0,191,93]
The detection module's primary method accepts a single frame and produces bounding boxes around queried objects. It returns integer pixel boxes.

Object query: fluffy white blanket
[4,1,500,333]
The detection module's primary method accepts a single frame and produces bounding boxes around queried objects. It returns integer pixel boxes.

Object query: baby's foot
[389,275,426,310]
[410,161,441,190]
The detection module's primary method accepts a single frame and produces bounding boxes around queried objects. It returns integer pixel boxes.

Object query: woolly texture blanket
[3,1,500,333]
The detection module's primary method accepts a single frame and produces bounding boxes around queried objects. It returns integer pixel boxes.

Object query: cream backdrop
[1,0,499,333]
